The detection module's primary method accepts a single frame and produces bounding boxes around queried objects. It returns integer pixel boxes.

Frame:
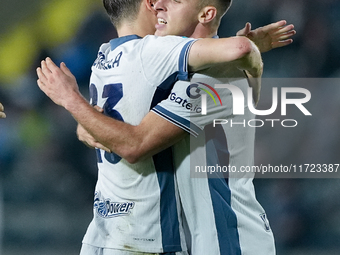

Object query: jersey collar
[110,35,142,51]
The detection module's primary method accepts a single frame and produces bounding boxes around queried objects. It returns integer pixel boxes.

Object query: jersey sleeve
[152,80,202,137]
[140,35,196,85]
[152,76,237,137]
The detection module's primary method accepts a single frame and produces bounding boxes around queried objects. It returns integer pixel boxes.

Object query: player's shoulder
[142,35,194,46]
[139,35,196,63]
[97,41,111,53]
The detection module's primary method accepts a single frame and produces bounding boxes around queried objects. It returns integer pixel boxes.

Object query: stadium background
[0,0,340,254]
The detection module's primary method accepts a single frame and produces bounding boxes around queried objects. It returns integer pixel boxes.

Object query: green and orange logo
[186,82,223,114]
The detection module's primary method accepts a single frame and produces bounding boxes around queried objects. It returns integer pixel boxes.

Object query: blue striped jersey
[82,34,196,253]
[152,74,276,255]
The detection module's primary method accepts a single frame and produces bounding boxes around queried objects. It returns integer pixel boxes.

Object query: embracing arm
[188,36,263,78]
[37,58,186,163]
[71,100,185,163]
[77,111,186,164]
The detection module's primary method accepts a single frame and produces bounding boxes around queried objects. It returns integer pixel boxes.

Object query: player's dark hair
[103,0,142,28]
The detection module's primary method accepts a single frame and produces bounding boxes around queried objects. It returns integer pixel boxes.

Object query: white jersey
[152,74,276,255]
[82,34,196,253]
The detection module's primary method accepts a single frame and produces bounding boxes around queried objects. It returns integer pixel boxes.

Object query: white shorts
[80,243,189,255]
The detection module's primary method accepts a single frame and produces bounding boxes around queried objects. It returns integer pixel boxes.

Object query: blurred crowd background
[0,0,340,254]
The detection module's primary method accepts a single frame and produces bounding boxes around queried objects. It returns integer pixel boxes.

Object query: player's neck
[117,26,143,38]
[190,23,218,39]
[116,22,153,38]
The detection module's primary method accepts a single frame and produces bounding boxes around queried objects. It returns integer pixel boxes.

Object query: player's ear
[145,0,157,15]
[198,6,217,24]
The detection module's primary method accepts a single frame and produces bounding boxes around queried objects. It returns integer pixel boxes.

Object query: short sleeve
[140,35,196,86]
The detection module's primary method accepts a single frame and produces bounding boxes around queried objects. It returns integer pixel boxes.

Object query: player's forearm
[188,36,261,74]
[124,112,187,163]
[36,57,178,163]
[65,96,142,162]
[68,98,186,164]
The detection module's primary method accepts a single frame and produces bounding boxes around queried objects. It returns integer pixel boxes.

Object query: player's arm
[74,103,186,164]
[37,58,186,163]
[77,112,187,163]
[188,36,263,78]
[0,103,6,118]
[76,105,112,152]
[75,105,186,162]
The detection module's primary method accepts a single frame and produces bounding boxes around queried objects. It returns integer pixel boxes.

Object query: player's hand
[36,57,82,109]
[237,20,296,53]
[0,103,6,118]
[76,106,111,153]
